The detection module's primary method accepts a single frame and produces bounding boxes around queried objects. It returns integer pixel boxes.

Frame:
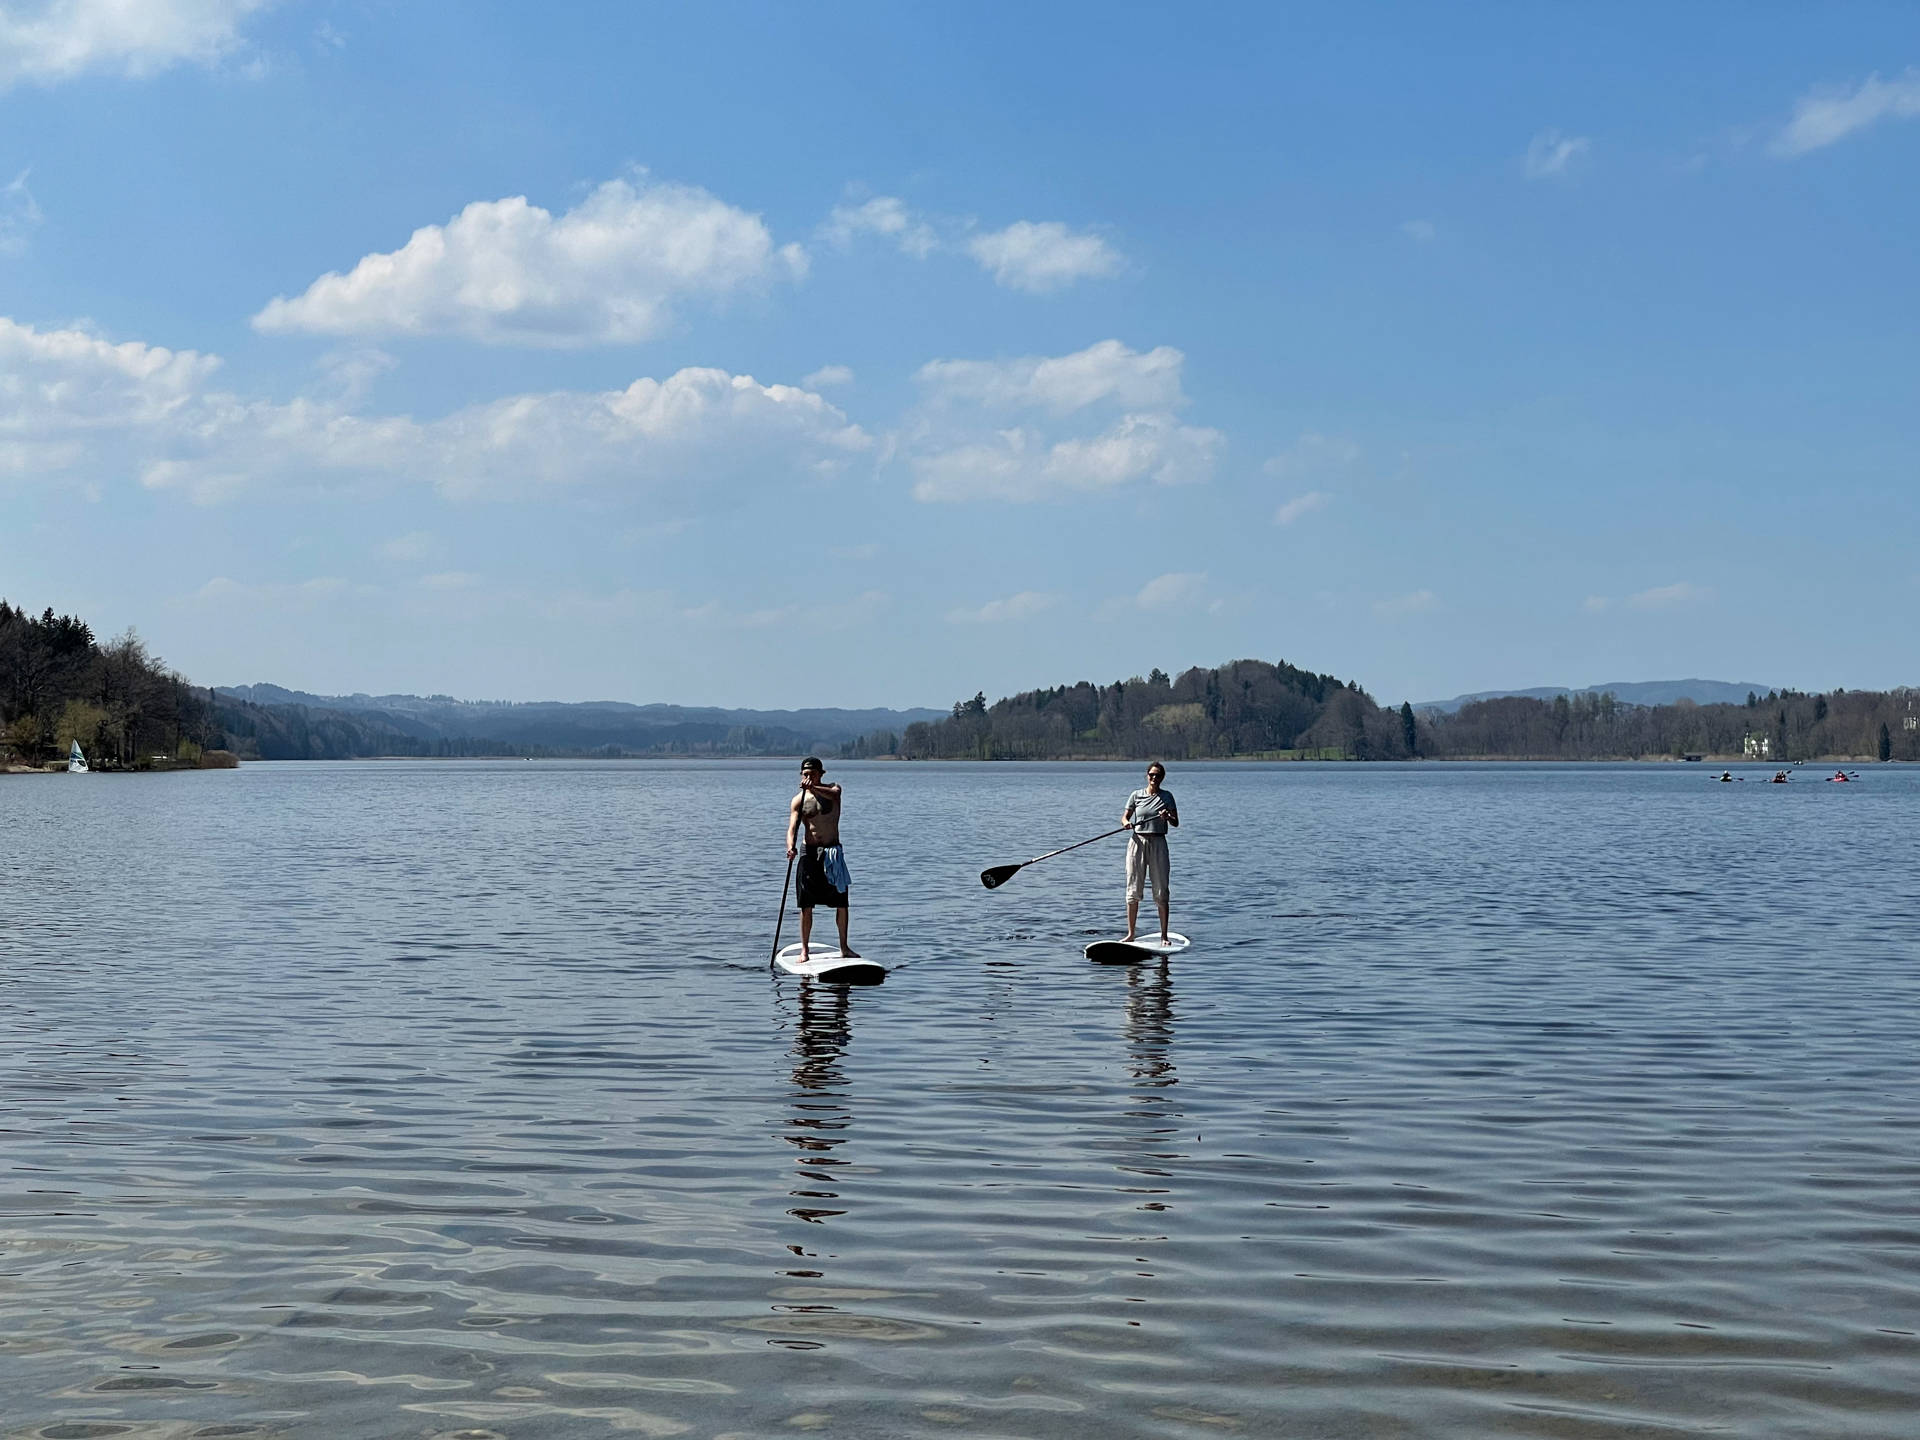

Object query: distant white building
[1744,733,1771,758]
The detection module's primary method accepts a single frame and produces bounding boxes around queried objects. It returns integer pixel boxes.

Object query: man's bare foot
[1122,932,1138,942]
[840,946,860,958]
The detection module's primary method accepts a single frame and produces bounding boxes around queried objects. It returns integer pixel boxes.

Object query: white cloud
[313,346,395,404]
[1266,433,1356,525]
[0,0,267,87]
[917,339,1185,415]
[252,176,808,347]
[1131,572,1209,614]
[0,316,871,504]
[1044,411,1215,489]
[0,169,42,255]
[904,339,1219,503]
[1273,490,1330,526]
[821,196,937,259]
[1626,581,1708,610]
[1524,129,1590,179]
[1582,594,1611,613]
[420,571,480,591]
[910,412,1220,503]
[1400,218,1436,242]
[378,531,438,562]
[967,220,1123,293]
[0,316,222,481]
[1772,68,1920,157]
[946,590,1057,624]
[1374,589,1437,617]
[802,364,854,389]
[819,199,1126,295]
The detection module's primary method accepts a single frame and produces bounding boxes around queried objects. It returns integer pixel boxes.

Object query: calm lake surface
[4,759,1919,1439]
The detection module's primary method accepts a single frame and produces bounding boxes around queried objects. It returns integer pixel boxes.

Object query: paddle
[981,825,1131,890]
[770,847,797,967]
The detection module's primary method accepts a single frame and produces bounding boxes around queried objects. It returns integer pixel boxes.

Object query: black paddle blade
[980,863,1021,889]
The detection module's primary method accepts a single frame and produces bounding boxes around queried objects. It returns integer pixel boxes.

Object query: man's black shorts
[797,844,849,910]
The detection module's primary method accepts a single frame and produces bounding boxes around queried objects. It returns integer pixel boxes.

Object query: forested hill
[211,686,942,760]
[0,602,223,767]
[902,660,1396,760]
[901,659,1920,763]
[4,597,939,763]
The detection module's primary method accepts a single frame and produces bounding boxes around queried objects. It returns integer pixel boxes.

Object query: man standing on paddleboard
[1122,761,1179,943]
[787,757,858,961]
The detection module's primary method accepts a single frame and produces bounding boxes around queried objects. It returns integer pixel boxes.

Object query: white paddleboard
[775,942,887,984]
[1084,932,1190,964]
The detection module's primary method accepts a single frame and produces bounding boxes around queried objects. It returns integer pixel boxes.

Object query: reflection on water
[1121,960,1176,1092]
[783,980,855,1228]
[5,758,1920,1437]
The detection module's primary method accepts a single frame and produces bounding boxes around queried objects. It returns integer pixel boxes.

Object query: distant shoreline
[13,753,1892,770]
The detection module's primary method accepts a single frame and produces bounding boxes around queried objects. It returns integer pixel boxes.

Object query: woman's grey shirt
[1126,788,1177,834]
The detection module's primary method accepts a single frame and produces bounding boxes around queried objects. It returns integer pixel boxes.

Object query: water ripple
[4,759,1919,1437]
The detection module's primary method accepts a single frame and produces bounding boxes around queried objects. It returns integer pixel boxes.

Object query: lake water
[4,759,1919,1439]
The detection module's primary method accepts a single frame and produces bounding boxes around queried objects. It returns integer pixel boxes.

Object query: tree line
[1427,687,1914,762]
[896,659,1920,763]
[8,599,1913,767]
[0,601,227,768]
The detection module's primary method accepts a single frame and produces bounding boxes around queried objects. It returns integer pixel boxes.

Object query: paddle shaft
[1023,824,1133,867]
[770,849,796,966]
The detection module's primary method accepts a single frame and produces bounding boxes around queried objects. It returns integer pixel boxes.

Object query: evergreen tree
[1880,722,1892,762]
[1400,701,1418,757]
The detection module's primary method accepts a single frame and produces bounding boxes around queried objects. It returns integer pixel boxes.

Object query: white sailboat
[68,740,88,773]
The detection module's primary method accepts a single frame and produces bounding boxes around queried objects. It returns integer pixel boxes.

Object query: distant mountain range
[212,684,943,760]
[1416,679,1774,714]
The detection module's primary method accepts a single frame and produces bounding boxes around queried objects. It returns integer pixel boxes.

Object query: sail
[68,740,88,773]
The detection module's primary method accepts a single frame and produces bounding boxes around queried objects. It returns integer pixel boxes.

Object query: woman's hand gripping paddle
[980,825,1131,889]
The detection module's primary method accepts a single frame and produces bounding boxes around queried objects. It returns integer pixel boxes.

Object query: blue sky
[2,2,1916,708]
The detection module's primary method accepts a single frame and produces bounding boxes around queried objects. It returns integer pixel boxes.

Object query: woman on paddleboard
[786,757,858,961]
[1122,762,1179,944]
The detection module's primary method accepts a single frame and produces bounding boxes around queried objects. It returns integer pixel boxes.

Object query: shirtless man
[785,757,857,960]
